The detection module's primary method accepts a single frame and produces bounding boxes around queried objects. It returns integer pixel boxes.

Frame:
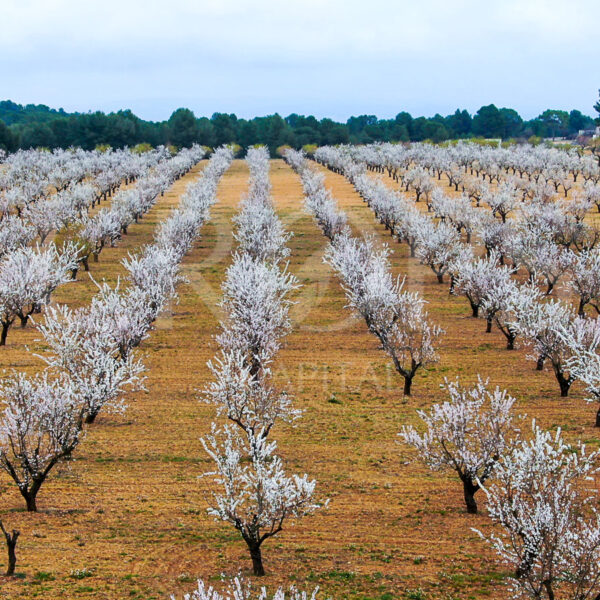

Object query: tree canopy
[0,99,596,154]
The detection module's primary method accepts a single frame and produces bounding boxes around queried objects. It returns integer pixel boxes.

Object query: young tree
[79,208,121,267]
[513,300,589,396]
[0,372,85,511]
[477,215,514,264]
[400,378,517,514]
[0,216,36,258]
[217,254,298,376]
[394,207,429,258]
[0,243,79,343]
[202,349,299,439]
[88,283,155,360]
[567,248,600,316]
[36,304,145,424]
[415,221,465,284]
[23,196,74,244]
[509,232,574,295]
[326,234,442,395]
[123,245,184,317]
[0,518,19,576]
[560,318,600,426]
[481,281,542,347]
[201,425,322,576]
[452,251,514,318]
[233,202,292,265]
[484,182,519,223]
[404,166,433,202]
[476,424,600,600]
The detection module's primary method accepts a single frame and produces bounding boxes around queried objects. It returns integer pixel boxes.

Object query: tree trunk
[436,272,444,284]
[470,302,479,318]
[462,479,478,514]
[555,370,571,397]
[19,315,28,328]
[578,298,586,317]
[5,534,17,576]
[506,332,516,350]
[0,521,19,577]
[543,580,555,600]
[595,406,600,428]
[536,356,544,371]
[5,533,17,577]
[486,317,493,333]
[23,492,37,513]
[249,543,265,576]
[21,480,42,512]
[0,322,10,346]
[403,376,412,396]
[82,256,89,272]
[84,410,98,425]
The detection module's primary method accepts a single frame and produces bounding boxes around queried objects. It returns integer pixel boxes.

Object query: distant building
[577,127,600,139]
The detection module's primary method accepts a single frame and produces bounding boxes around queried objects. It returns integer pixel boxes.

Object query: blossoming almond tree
[0,243,79,344]
[0,372,86,511]
[559,318,600,426]
[202,425,322,576]
[414,220,465,284]
[452,250,515,318]
[512,300,591,396]
[326,234,442,395]
[36,304,145,424]
[217,254,298,376]
[202,350,300,439]
[400,378,517,513]
[567,248,600,316]
[476,424,600,600]
[480,280,542,346]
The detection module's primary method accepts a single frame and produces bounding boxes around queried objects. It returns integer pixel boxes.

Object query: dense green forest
[0,99,597,154]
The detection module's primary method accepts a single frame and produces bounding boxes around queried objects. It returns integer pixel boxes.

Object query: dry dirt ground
[0,158,597,600]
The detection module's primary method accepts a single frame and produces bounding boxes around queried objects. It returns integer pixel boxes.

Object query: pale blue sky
[2,0,598,121]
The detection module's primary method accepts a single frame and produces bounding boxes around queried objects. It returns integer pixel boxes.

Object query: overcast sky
[1,0,598,122]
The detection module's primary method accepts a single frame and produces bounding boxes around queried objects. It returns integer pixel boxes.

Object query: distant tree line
[0,97,598,154]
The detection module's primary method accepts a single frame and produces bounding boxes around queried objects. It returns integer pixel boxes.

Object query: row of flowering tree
[342,141,600,195]
[200,147,324,578]
[0,147,201,347]
[310,143,600,598]
[0,146,233,574]
[314,145,600,420]
[400,373,600,599]
[285,149,442,396]
[0,147,171,258]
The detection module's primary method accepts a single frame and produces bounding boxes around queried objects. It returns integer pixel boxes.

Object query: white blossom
[400,377,518,513]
